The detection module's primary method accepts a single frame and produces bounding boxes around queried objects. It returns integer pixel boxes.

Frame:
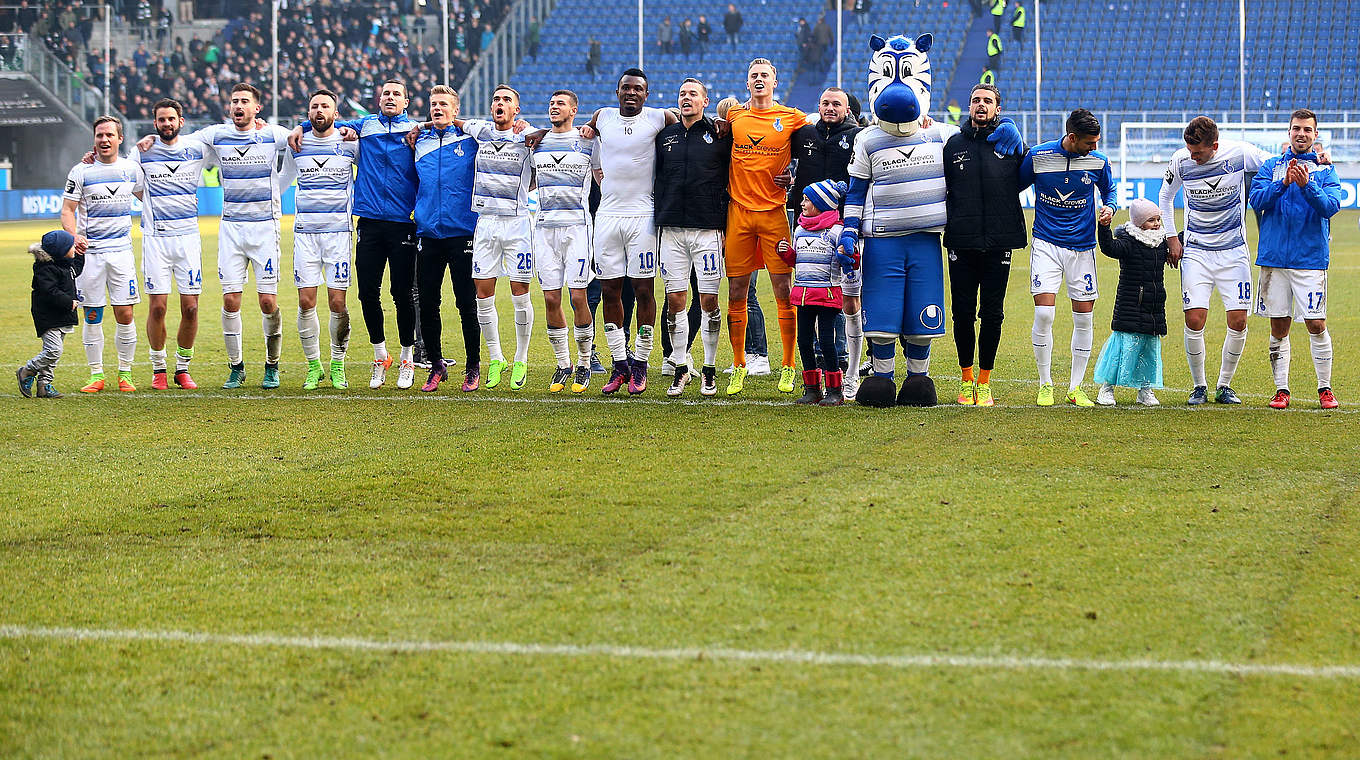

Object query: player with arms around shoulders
[1018,108,1115,407]
[136,98,210,390]
[408,85,479,392]
[579,68,678,395]
[531,90,598,393]
[723,57,813,396]
[290,89,359,390]
[1248,108,1343,409]
[1158,115,1272,406]
[63,115,145,393]
[654,77,731,397]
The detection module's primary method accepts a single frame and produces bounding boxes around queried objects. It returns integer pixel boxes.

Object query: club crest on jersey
[454,144,465,156]
[1081,173,1092,185]
[334,143,346,156]
[773,118,783,132]
[703,131,714,144]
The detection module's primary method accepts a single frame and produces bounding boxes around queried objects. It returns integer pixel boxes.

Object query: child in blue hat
[17,230,83,398]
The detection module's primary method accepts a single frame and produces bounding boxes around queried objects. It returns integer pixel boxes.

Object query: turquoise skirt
[1093,331,1163,389]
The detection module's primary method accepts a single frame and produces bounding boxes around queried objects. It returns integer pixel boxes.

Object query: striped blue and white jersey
[846,124,956,237]
[291,131,359,234]
[531,131,593,228]
[1158,139,1270,254]
[192,123,295,223]
[792,222,845,289]
[461,119,534,217]
[1019,140,1116,251]
[63,157,144,253]
[136,136,209,237]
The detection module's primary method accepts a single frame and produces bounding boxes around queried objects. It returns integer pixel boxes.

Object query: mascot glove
[775,239,797,267]
[838,228,859,261]
[835,249,858,275]
[987,117,1024,156]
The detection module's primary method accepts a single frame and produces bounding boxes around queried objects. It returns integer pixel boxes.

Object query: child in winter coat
[17,230,83,398]
[1093,198,1169,406]
[777,180,857,406]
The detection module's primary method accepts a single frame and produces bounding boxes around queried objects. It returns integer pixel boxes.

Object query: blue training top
[1019,139,1116,251]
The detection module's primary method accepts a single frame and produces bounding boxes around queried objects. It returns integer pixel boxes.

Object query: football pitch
[2,213,1358,757]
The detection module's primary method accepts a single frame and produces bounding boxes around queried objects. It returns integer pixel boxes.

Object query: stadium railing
[459,0,555,117]
[16,33,132,126]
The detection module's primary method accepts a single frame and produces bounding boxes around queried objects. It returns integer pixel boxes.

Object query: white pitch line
[2,624,1358,680]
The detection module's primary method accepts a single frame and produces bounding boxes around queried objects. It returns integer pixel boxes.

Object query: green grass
[2,213,1359,758]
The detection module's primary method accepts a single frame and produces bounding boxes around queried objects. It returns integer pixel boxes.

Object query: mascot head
[867,33,932,137]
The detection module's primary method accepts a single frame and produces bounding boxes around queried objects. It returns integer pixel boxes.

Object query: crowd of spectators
[0,0,510,122]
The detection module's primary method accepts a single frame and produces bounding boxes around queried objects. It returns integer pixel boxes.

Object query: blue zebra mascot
[840,32,1019,406]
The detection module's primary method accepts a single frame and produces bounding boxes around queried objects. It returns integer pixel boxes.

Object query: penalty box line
[2,624,1358,680]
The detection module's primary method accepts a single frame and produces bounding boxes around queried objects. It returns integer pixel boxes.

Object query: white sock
[1269,335,1291,391]
[115,321,137,372]
[221,309,242,365]
[547,325,570,368]
[870,338,895,375]
[603,322,627,362]
[668,310,690,368]
[1309,329,1332,390]
[477,296,504,362]
[573,321,594,366]
[297,306,321,361]
[511,292,533,364]
[635,324,654,364]
[400,344,414,363]
[1217,327,1247,389]
[83,320,104,373]
[1184,326,1207,388]
[329,310,350,361]
[372,341,388,361]
[1032,305,1055,385]
[905,337,930,375]
[262,308,282,364]
[845,310,863,375]
[149,348,167,373]
[1069,311,1093,391]
[701,308,721,367]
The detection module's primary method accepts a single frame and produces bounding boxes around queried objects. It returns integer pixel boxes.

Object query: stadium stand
[509,0,821,117]
[1,0,512,122]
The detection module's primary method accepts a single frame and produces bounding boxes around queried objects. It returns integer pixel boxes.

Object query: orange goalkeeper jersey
[727,103,808,212]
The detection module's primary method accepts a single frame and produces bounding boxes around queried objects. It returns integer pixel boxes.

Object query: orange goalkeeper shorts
[724,203,793,278]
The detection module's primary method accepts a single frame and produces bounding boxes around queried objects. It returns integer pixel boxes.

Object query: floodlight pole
[1033,0,1041,143]
[271,0,279,122]
[637,0,644,68]
[101,0,109,115]
[826,0,837,89]
[1238,0,1246,140]
[441,0,449,83]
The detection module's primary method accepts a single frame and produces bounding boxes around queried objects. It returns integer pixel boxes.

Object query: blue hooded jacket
[413,125,477,240]
[1249,150,1342,269]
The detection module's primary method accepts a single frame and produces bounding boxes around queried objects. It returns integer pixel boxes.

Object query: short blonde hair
[748,57,777,79]
[430,85,458,101]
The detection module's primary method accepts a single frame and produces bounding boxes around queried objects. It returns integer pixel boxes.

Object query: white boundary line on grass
[3,624,1358,679]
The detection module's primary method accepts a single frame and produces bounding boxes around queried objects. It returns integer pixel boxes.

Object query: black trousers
[355,217,418,347]
[661,270,702,358]
[797,304,840,373]
[417,236,478,368]
[948,248,1012,371]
